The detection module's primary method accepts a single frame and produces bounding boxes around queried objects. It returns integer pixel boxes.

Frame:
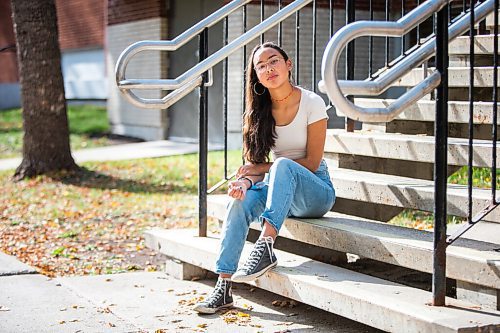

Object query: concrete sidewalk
[0,252,381,333]
[0,140,200,171]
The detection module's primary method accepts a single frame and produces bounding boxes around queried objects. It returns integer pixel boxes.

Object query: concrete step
[395,66,499,87]
[328,167,500,225]
[206,194,500,290]
[449,35,497,56]
[448,220,500,244]
[485,11,500,30]
[352,99,497,124]
[325,129,499,168]
[144,228,500,333]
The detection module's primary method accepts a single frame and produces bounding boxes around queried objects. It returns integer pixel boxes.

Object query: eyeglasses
[254,57,285,74]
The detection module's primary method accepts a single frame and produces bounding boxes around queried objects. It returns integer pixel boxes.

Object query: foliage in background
[448,166,500,189]
[0,105,111,158]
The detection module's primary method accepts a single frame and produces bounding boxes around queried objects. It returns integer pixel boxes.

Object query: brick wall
[0,0,18,83]
[0,0,105,84]
[108,0,166,26]
[55,0,105,50]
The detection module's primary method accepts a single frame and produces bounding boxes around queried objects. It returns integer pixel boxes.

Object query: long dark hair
[243,42,291,164]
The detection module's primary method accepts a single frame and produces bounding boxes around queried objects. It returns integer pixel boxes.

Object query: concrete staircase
[145,14,500,333]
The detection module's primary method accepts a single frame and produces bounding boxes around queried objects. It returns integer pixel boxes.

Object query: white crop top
[271,87,328,160]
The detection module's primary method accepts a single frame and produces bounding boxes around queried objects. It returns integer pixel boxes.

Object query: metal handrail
[319,0,497,123]
[115,0,251,109]
[116,0,313,109]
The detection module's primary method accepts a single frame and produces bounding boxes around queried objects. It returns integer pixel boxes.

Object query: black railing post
[278,0,283,46]
[260,0,265,44]
[433,4,449,307]
[312,0,317,92]
[345,0,355,132]
[198,27,209,237]
[369,0,374,77]
[492,0,499,201]
[385,0,390,67]
[401,0,406,55]
[468,0,476,222]
[295,10,300,84]
[242,5,247,166]
[223,17,229,181]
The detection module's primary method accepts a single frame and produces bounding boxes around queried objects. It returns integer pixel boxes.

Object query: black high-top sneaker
[193,277,233,314]
[231,236,277,283]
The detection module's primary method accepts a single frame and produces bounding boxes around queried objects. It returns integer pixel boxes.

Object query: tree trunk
[11,0,78,179]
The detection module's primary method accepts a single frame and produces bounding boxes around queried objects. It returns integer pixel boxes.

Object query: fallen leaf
[242,303,254,311]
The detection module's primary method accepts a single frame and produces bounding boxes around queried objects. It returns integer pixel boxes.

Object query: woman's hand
[237,163,262,177]
[228,180,248,200]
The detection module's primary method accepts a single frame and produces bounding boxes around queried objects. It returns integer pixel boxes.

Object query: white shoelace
[242,236,274,272]
[207,279,228,306]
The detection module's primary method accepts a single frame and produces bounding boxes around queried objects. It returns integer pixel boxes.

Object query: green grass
[0,105,111,158]
[448,166,500,189]
[389,209,465,230]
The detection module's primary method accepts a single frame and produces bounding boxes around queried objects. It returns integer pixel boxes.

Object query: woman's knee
[270,157,295,174]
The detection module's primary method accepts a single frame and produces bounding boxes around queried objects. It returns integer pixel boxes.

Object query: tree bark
[11,0,78,179]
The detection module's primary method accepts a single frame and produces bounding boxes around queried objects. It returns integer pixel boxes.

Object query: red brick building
[0,0,106,109]
[0,0,19,108]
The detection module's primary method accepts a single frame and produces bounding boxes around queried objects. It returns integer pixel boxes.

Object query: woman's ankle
[260,220,277,240]
[220,273,232,279]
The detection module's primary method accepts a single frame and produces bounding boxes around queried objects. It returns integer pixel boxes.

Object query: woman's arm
[293,118,327,172]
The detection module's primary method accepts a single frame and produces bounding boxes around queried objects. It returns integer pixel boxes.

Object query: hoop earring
[253,82,266,96]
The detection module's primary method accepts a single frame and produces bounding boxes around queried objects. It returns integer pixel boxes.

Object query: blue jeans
[215,157,336,274]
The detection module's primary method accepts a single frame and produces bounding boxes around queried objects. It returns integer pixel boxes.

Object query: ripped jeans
[215,157,336,275]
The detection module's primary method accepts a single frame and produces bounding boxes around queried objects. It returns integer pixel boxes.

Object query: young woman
[194,42,335,314]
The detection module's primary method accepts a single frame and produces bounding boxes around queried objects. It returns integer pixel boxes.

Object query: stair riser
[449,36,497,55]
